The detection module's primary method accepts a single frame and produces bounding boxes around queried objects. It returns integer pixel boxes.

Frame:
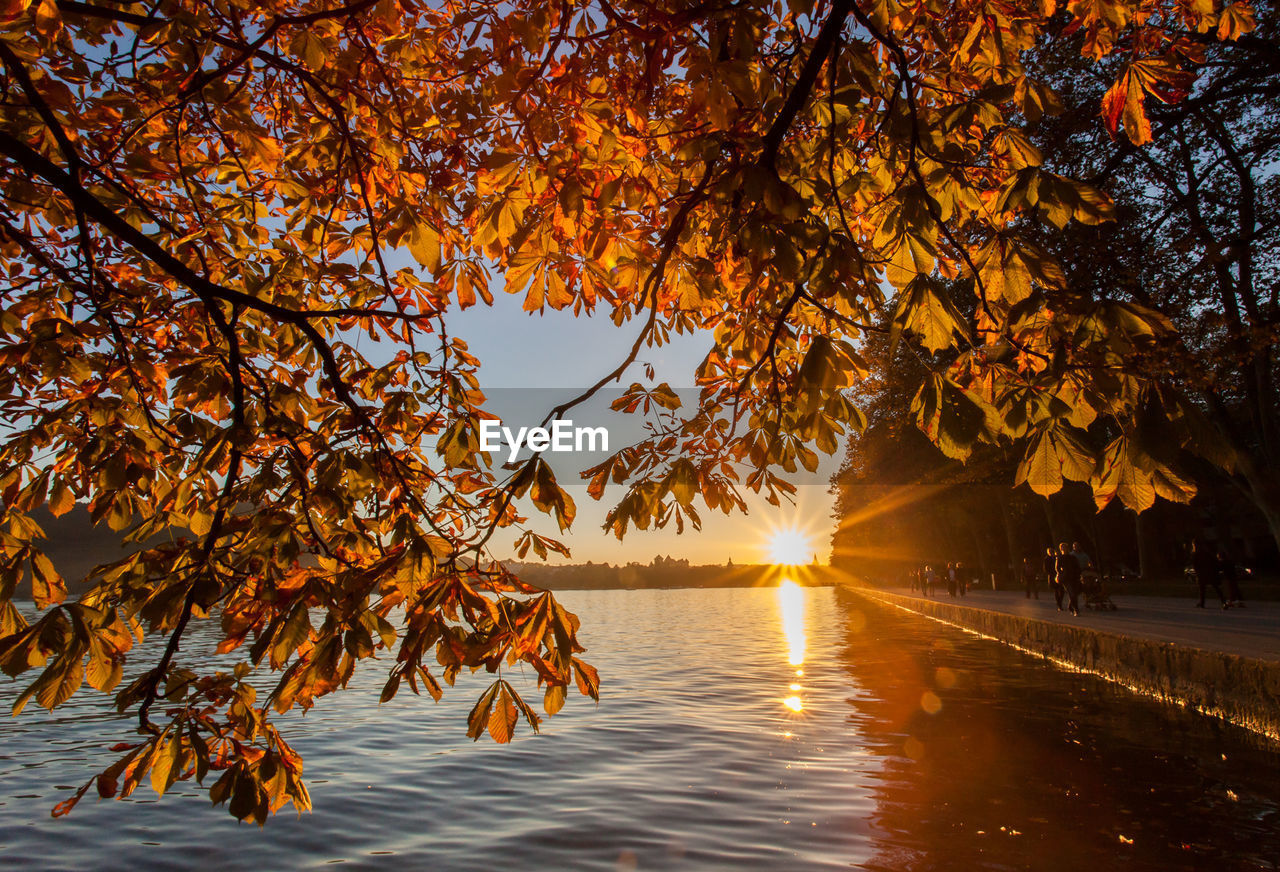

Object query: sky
[445,292,845,565]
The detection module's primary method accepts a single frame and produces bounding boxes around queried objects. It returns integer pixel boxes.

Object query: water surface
[1,586,1277,870]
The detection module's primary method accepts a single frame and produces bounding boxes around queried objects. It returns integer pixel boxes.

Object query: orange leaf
[1099,77,1127,138]
[1121,74,1152,146]
[1217,3,1256,40]
[487,684,518,743]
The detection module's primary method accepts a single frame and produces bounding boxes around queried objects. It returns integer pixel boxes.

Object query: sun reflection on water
[778,579,807,712]
[779,580,807,666]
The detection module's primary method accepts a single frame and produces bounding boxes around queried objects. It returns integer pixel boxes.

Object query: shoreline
[841,582,1280,742]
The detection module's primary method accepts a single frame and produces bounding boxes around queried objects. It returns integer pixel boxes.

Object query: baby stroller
[1082,571,1117,611]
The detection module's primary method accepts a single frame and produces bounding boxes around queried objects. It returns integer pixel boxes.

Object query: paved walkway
[876,587,1280,662]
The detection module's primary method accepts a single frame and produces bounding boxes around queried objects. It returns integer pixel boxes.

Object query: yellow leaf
[522,274,545,312]
[36,657,84,710]
[543,684,566,715]
[487,684,518,743]
[31,551,64,608]
[48,480,74,517]
[546,270,573,309]
[408,225,442,273]
[894,278,968,353]
[150,733,182,797]
[86,643,123,692]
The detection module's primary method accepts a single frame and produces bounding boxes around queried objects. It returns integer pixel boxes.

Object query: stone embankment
[843,584,1280,742]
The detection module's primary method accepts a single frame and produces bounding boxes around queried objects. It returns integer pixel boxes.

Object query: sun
[767,527,813,566]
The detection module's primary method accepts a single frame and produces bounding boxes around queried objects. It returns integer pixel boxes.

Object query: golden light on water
[778,580,807,666]
[778,579,807,713]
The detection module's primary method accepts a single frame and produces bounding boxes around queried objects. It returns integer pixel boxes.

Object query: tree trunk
[995,488,1023,573]
[1243,471,1280,563]
[1212,425,1280,562]
[963,511,994,585]
[1135,510,1155,579]
[1041,496,1060,547]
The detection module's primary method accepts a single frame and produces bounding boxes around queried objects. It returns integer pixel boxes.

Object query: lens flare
[768,528,813,566]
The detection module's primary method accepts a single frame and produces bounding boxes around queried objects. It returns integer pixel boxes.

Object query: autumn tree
[829,322,1144,585]
[1023,4,1280,546]
[0,0,1257,822]
[829,287,1055,582]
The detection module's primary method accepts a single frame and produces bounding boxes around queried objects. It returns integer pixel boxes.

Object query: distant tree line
[512,561,833,591]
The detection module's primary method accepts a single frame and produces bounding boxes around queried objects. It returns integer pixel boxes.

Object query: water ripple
[0,587,1277,870]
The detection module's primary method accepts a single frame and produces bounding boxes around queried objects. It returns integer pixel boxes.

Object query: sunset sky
[447,293,842,565]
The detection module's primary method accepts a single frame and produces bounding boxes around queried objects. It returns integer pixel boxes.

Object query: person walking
[1044,546,1064,611]
[1056,542,1082,617]
[1219,551,1246,608]
[1191,539,1226,608]
[956,561,968,596]
[946,562,958,597]
[1022,557,1039,599]
[924,564,936,597]
[1070,542,1092,575]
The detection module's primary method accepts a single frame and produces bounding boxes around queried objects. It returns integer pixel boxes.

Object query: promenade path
[863,586,1280,662]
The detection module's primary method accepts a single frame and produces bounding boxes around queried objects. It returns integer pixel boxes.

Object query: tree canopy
[1030,5,1280,544]
[0,0,1261,822]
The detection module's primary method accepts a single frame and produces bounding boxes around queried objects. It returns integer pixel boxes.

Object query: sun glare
[778,580,807,666]
[777,580,808,713]
[767,528,813,566]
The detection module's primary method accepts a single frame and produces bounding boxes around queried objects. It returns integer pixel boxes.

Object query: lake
[2,585,1279,870]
